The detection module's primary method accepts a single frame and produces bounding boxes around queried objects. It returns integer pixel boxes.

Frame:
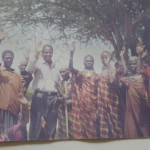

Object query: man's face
[60,68,69,81]
[115,62,123,74]
[84,56,94,70]
[128,60,137,74]
[42,46,53,63]
[3,53,13,68]
[19,65,27,72]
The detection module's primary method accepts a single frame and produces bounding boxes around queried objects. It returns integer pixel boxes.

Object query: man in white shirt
[27,44,59,140]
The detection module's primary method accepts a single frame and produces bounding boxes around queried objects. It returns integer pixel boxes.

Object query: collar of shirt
[40,57,56,69]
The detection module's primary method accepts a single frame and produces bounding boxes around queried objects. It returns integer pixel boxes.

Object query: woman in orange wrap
[120,56,150,138]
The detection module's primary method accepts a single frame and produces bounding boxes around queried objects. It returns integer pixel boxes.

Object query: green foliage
[25,86,34,101]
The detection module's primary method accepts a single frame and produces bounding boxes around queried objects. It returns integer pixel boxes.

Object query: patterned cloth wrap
[97,75,123,138]
[71,71,99,139]
[56,79,73,139]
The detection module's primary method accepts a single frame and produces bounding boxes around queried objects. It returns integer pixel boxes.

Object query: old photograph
[0,0,150,142]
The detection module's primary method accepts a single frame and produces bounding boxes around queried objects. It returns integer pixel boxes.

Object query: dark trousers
[29,90,58,140]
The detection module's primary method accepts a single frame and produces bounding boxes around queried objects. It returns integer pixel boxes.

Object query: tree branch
[132,7,150,27]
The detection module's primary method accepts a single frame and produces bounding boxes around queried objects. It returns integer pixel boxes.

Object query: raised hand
[68,42,75,53]
[23,49,31,60]
[141,50,148,58]
[35,41,43,59]
[0,27,5,41]
[136,41,145,56]
[120,46,126,57]
[104,55,111,66]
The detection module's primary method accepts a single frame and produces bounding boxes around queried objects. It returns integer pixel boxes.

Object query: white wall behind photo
[1,139,150,150]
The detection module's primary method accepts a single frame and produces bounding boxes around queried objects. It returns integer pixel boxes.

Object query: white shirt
[26,56,60,92]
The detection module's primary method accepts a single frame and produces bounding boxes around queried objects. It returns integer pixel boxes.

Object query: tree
[0,0,150,60]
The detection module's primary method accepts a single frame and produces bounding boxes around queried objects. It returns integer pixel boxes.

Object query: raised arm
[103,54,115,83]
[69,43,75,73]
[26,41,42,73]
[120,46,127,74]
[136,42,146,73]
[0,27,5,44]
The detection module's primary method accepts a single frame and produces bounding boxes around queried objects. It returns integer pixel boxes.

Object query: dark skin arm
[69,51,74,73]
[69,43,77,74]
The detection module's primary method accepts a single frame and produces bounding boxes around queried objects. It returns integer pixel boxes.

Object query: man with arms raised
[27,42,59,140]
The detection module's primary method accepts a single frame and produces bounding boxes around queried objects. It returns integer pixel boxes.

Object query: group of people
[0,39,150,141]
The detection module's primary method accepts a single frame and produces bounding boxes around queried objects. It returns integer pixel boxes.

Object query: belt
[35,89,57,96]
